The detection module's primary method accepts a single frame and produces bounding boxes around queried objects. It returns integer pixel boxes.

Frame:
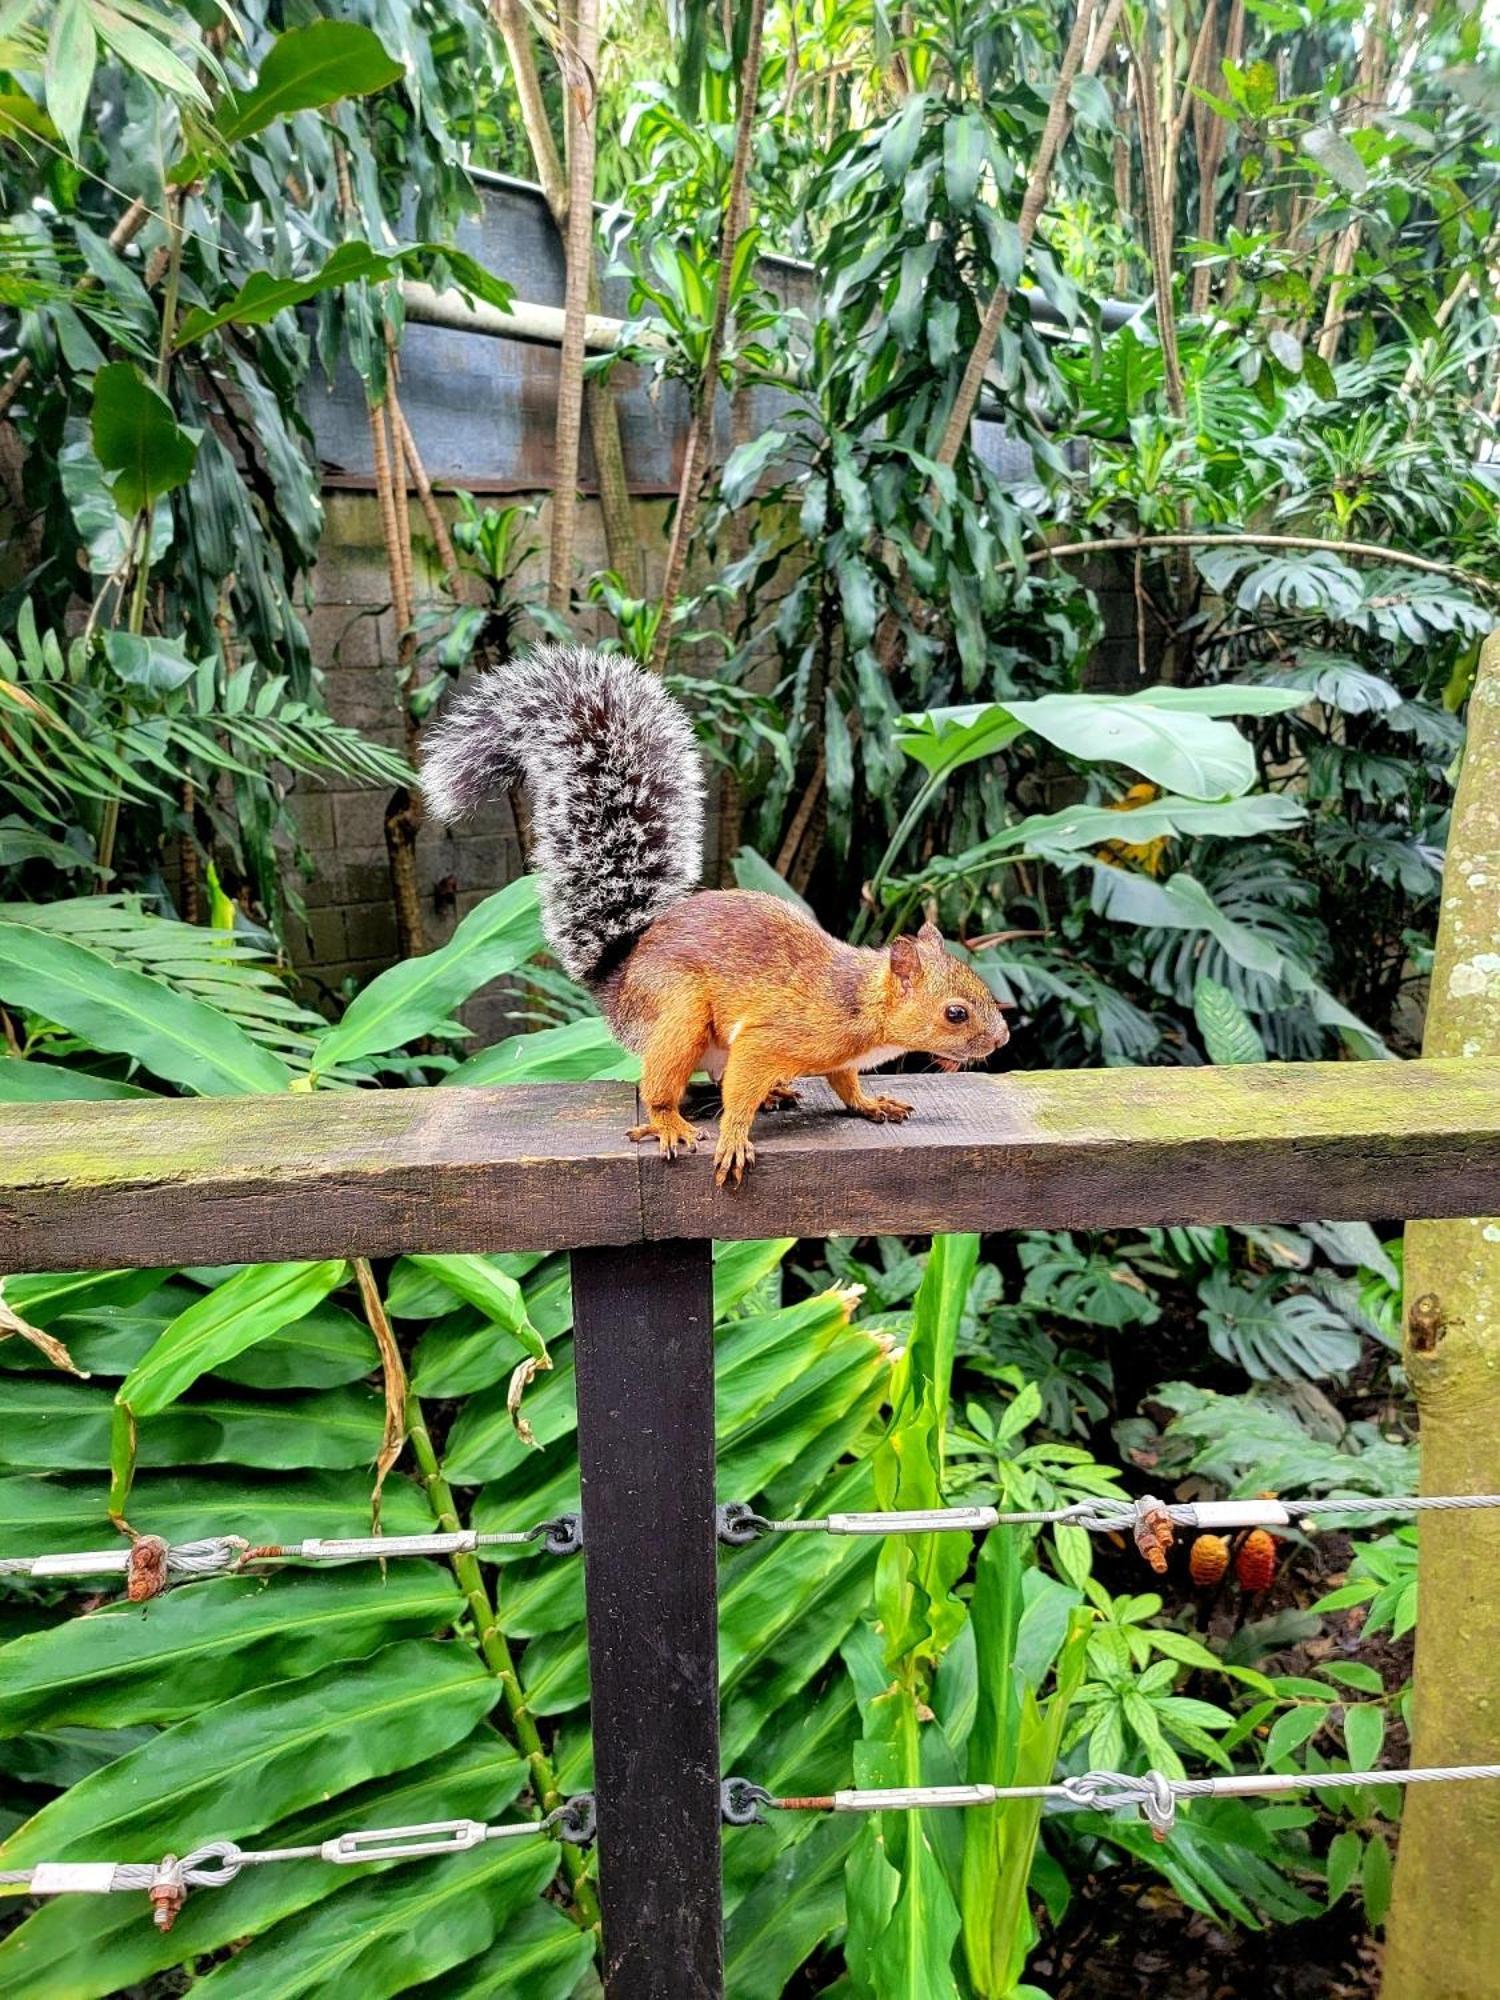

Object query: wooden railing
[4,1059,1500,1997]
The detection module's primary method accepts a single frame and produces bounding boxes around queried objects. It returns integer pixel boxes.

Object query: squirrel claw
[856,1094,913,1124]
[713,1137,755,1188]
[627,1117,702,1159]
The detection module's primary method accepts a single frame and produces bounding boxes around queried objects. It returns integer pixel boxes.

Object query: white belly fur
[699,1042,906,1083]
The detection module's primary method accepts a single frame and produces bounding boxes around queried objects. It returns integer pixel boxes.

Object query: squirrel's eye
[944,1004,969,1025]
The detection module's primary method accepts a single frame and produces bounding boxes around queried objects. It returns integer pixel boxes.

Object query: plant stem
[1026,530,1493,591]
[155,190,184,390]
[648,0,768,671]
[548,0,600,616]
[404,1387,601,1930]
[855,765,952,941]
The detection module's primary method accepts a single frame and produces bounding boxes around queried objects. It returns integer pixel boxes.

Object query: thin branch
[392,395,465,596]
[1125,23,1186,417]
[491,0,640,591]
[1028,531,1495,592]
[547,0,600,616]
[927,0,1097,484]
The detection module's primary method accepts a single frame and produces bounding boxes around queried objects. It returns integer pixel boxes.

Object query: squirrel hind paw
[758,1084,802,1112]
[713,1136,755,1188]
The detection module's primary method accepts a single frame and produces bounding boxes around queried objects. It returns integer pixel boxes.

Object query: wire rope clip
[721,1777,773,1826]
[148,1854,186,1933]
[716,1503,769,1547]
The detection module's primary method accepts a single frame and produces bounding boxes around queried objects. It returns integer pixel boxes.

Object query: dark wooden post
[570,1236,722,1998]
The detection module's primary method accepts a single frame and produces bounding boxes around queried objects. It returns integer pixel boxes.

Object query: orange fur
[595,890,1009,1184]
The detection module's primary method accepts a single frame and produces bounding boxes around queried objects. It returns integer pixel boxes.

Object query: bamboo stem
[548,0,600,617]
[404,1387,600,1928]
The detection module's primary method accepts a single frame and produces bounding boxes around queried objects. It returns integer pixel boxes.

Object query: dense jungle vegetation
[0,0,1496,1993]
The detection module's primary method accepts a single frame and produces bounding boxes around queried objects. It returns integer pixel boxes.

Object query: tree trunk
[547,0,600,616]
[1383,629,1500,2000]
[490,0,641,594]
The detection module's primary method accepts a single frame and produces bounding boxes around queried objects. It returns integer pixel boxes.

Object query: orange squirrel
[421,646,1008,1184]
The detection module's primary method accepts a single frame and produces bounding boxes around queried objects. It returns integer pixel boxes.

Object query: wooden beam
[2,1061,1499,1273]
[571,1239,723,1996]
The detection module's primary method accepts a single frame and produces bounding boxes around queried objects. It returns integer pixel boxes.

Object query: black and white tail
[420,645,705,982]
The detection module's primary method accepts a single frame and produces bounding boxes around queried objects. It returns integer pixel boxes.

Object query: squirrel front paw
[713,1133,756,1188]
[627,1112,703,1160]
[851,1093,913,1124]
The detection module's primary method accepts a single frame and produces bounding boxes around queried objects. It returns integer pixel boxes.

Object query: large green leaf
[406,1902,596,2000]
[0,922,292,1095]
[217,21,402,143]
[0,1059,152,1104]
[45,0,96,156]
[0,1640,499,1866]
[310,879,544,1076]
[198,1839,559,1998]
[0,1734,524,2000]
[0,1469,430,1557]
[1087,865,1389,1058]
[89,362,199,518]
[177,243,515,346]
[440,1014,637,1086]
[0,1379,386,1471]
[0,1569,463,1733]
[398,1255,545,1364]
[897,686,1305,799]
[117,1261,348,1416]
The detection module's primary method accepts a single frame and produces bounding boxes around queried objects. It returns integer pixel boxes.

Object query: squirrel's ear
[917,920,943,948]
[889,935,922,990]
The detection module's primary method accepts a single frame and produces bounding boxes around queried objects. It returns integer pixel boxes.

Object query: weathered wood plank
[646,1062,1500,1243]
[0,1082,643,1272]
[571,1239,723,1997]
[2,1061,1498,1271]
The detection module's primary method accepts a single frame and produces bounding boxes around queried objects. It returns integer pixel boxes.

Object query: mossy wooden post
[1385,630,1500,2000]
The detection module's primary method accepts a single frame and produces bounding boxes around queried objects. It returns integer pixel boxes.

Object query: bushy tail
[420,644,705,982]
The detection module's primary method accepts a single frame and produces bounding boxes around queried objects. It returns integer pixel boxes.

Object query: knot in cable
[543,1794,596,1847]
[127,1537,249,1599]
[1060,1769,1178,1838]
[716,1504,770,1547]
[528,1513,583,1558]
[721,1777,773,1825]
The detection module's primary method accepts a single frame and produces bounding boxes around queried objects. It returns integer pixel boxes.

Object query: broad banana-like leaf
[0,922,292,1095]
[117,1261,348,1415]
[0,1469,429,1556]
[0,1569,464,1733]
[897,685,1305,800]
[0,1378,387,1471]
[0,1733,524,2000]
[441,1012,638,1086]
[403,1901,596,2000]
[0,1640,500,1866]
[197,1840,560,1998]
[309,879,543,1076]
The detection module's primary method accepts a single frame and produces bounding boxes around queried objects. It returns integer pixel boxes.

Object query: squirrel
[420,645,1008,1185]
